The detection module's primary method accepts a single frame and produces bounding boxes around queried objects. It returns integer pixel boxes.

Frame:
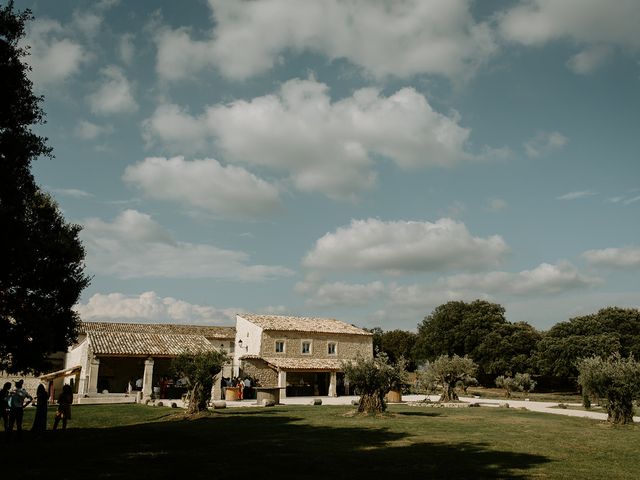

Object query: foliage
[534,308,640,379]
[343,352,407,414]
[577,353,640,425]
[495,373,536,398]
[420,355,478,402]
[495,376,518,398]
[369,327,418,371]
[171,350,228,414]
[0,2,90,374]
[514,373,536,394]
[414,301,539,379]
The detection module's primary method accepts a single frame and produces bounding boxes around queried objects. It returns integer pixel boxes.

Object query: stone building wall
[241,358,278,387]
[260,331,373,361]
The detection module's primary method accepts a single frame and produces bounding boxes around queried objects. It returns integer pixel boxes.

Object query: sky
[14,0,640,331]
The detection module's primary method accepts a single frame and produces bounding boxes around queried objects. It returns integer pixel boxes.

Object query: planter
[386,390,402,403]
[224,387,240,401]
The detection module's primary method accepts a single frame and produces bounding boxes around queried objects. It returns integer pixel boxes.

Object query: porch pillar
[143,357,154,399]
[278,370,287,398]
[87,357,100,394]
[328,371,337,397]
[212,372,222,401]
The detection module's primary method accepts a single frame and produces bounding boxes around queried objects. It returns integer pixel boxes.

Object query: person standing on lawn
[1,382,11,432]
[53,384,73,430]
[31,384,49,436]
[7,380,33,438]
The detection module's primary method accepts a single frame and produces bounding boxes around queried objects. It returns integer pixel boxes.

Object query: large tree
[532,307,640,378]
[1,2,90,374]
[369,327,418,371]
[414,300,538,378]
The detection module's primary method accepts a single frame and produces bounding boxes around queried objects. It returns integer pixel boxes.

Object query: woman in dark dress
[31,384,48,435]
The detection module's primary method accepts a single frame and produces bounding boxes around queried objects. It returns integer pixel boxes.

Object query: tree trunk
[358,392,386,414]
[186,382,208,414]
[607,395,634,425]
[439,383,459,402]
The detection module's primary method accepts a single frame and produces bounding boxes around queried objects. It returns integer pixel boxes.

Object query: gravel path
[220,394,640,422]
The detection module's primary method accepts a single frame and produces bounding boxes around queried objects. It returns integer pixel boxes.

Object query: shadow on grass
[392,410,443,417]
[6,410,549,479]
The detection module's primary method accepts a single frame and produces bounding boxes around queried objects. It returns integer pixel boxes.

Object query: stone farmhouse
[2,314,372,402]
[234,314,373,397]
[60,321,236,401]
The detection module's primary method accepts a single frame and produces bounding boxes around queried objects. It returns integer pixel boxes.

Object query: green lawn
[5,404,639,479]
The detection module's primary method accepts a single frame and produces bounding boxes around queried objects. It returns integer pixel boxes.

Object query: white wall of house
[65,338,90,393]
[233,315,263,375]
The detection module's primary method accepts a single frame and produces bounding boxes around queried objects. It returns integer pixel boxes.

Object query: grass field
[5,403,639,479]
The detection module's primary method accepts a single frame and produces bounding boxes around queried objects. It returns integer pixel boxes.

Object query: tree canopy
[0,2,90,374]
[414,300,539,378]
[369,327,418,371]
[533,308,640,378]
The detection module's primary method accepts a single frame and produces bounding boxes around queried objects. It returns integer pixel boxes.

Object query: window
[302,341,312,354]
[327,342,337,355]
[275,340,285,353]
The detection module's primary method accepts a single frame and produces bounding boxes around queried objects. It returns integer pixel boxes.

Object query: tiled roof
[79,321,235,339]
[239,314,371,336]
[88,331,217,356]
[241,355,345,371]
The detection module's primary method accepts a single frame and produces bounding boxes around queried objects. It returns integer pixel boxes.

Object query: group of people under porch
[1,379,73,438]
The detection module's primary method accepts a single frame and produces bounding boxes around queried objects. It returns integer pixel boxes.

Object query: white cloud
[72,11,103,38]
[49,188,93,198]
[303,218,508,273]
[295,280,386,307]
[75,291,237,324]
[123,156,281,217]
[499,0,640,49]
[524,131,568,158]
[87,66,138,115]
[81,209,294,280]
[567,45,612,74]
[441,261,599,296]
[118,33,136,65]
[145,79,498,200]
[74,120,113,140]
[582,246,640,269]
[556,190,597,201]
[154,0,496,81]
[22,19,88,86]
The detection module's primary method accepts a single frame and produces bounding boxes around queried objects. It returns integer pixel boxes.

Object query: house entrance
[285,371,330,396]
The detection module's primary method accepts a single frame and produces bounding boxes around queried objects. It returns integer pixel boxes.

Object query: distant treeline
[369,301,640,389]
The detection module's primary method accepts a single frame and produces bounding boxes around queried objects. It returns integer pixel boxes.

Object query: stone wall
[260,331,372,362]
[241,358,278,387]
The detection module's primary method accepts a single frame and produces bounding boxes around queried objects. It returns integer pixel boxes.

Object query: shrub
[577,353,640,424]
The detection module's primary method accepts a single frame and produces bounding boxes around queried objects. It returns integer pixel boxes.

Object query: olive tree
[420,355,478,402]
[577,354,640,425]
[171,350,229,414]
[342,353,407,414]
[495,373,536,398]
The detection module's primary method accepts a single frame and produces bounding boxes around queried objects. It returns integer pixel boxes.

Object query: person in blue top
[7,379,33,438]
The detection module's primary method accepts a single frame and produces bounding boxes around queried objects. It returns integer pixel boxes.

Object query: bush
[577,353,640,424]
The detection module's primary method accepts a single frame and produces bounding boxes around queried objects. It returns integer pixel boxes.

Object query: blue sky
[16,0,640,330]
